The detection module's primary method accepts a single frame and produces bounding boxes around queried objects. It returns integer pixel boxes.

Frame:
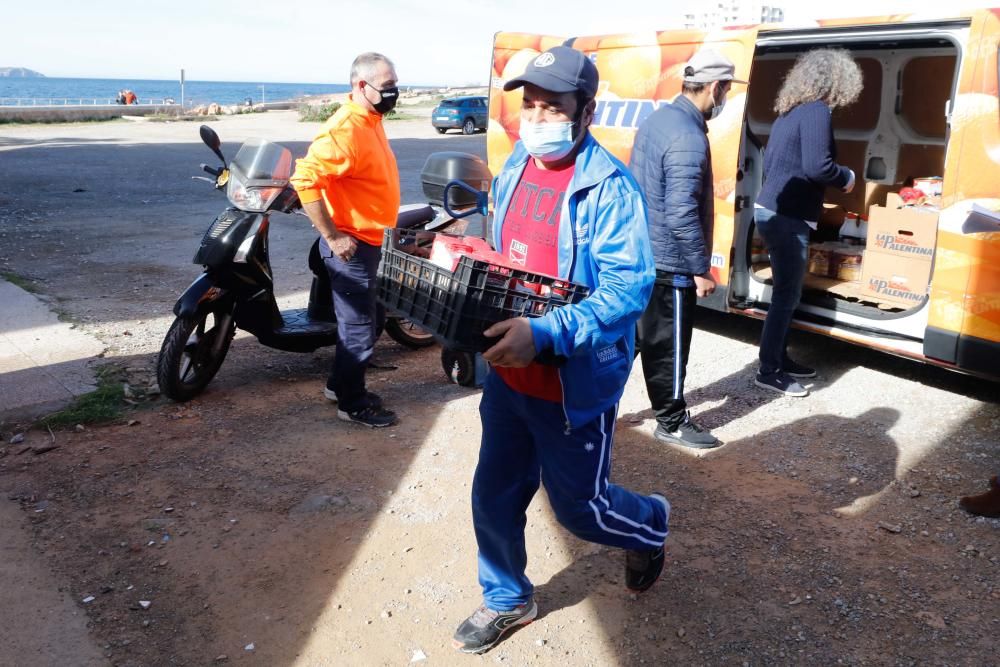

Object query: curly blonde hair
[774,49,863,116]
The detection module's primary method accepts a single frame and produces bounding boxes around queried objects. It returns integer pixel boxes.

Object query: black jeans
[754,207,810,376]
[638,274,697,429]
[322,238,381,412]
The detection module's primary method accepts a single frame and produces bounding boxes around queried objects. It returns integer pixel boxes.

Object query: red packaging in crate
[377,228,589,353]
[428,234,510,271]
[429,238,475,271]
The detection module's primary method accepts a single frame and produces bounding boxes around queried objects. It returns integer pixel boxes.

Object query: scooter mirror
[199,125,226,165]
[443,180,488,220]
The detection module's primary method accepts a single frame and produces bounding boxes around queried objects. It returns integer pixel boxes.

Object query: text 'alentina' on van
[488,9,1000,382]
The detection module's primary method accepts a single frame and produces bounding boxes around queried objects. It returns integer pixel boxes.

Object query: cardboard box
[866,193,938,259]
[863,183,897,215]
[859,254,933,307]
[860,193,938,306]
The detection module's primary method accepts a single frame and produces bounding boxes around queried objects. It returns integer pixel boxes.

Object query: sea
[0,77,351,106]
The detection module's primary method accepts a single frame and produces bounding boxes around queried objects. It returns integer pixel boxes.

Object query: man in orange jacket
[291,52,401,428]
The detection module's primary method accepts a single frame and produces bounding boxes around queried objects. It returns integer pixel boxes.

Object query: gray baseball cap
[683,49,747,84]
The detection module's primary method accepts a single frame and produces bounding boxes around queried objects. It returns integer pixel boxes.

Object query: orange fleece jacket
[290,99,400,246]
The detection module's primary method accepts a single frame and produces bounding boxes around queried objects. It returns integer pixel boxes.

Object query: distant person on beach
[289,51,401,429]
[124,90,137,105]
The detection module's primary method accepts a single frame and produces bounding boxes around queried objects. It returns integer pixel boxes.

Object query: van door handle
[734,195,751,212]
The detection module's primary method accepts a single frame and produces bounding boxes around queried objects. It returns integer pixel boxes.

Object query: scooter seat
[396,204,436,229]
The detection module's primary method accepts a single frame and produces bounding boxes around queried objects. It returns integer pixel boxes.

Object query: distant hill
[0,67,45,78]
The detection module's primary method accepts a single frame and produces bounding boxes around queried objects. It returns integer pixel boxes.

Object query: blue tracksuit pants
[473,372,670,611]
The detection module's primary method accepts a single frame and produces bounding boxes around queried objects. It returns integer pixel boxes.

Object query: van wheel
[462,118,475,135]
[436,127,447,134]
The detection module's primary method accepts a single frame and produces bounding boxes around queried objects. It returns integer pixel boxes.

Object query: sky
[1,0,997,85]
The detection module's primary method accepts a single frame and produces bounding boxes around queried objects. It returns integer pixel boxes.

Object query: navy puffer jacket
[629,95,713,276]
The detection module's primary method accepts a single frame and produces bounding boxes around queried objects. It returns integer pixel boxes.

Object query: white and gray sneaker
[452,601,538,654]
[755,371,809,397]
[653,412,720,449]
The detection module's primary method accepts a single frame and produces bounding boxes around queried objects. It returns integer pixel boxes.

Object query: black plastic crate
[377,228,589,353]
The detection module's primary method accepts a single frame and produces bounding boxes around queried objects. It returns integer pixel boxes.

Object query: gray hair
[774,49,862,116]
[350,52,395,85]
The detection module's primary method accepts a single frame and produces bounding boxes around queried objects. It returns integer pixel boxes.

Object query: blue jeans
[472,372,669,611]
[754,207,810,376]
[321,238,381,412]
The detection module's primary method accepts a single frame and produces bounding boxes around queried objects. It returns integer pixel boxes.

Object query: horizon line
[1,73,488,88]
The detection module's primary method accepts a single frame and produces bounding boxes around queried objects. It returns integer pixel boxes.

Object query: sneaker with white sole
[452,600,537,654]
[323,387,383,408]
[337,405,397,428]
[754,371,809,397]
[653,413,720,449]
[782,359,816,378]
[624,493,670,592]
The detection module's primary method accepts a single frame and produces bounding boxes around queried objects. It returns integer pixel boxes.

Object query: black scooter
[156,126,456,401]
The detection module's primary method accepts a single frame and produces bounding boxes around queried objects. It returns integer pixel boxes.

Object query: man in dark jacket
[629,49,743,449]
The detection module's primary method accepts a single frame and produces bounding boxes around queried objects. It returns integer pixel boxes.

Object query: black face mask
[364,81,399,115]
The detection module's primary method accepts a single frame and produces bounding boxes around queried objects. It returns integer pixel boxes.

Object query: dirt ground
[0,111,997,667]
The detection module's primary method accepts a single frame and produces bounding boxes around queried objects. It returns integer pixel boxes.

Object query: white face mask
[519,119,576,162]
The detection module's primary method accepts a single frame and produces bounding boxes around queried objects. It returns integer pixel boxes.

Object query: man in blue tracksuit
[452,46,670,655]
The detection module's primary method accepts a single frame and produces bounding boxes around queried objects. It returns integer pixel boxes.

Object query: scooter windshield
[227,139,293,212]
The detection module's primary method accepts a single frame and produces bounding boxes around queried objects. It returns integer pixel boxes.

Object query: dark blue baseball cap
[502,46,599,99]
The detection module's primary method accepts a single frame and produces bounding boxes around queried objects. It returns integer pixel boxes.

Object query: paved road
[0,110,487,414]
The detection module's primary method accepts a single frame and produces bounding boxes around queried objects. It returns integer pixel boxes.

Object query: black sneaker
[653,413,720,449]
[782,359,816,378]
[625,494,669,592]
[324,387,383,408]
[337,405,397,428]
[452,601,538,654]
[754,371,809,397]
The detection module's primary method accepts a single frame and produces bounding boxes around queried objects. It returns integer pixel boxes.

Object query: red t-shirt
[493,159,574,403]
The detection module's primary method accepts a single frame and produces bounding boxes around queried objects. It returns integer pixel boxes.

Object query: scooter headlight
[224,138,293,212]
[227,176,283,213]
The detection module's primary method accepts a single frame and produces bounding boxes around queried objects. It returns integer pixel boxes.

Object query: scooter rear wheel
[383,317,436,349]
[441,348,478,387]
[157,310,235,401]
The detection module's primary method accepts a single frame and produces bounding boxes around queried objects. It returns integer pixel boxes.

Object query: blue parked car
[431,96,488,135]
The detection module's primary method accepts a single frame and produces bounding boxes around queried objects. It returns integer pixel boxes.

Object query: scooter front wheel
[157,310,235,401]
[383,317,436,349]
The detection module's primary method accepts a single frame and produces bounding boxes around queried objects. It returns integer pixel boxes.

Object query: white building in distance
[683,2,785,29]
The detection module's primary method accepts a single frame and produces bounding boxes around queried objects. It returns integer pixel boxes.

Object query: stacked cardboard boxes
[859,193,939,307]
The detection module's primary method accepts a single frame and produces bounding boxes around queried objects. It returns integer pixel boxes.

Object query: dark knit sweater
[756,100,851,222]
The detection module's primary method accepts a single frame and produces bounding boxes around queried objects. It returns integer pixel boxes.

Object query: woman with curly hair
[753,48,862,396]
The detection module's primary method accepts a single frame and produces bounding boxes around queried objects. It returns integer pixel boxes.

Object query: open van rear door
[488,27,760,306]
